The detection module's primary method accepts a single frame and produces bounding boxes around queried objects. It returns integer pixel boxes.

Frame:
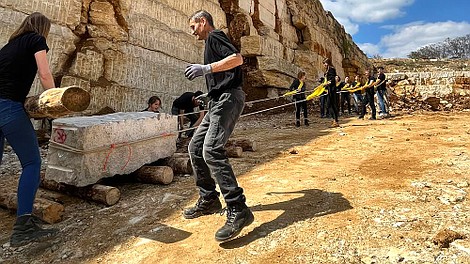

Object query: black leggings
[327,92,339,122]
[295,100,308,120]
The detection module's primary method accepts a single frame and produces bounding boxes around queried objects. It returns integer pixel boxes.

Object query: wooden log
[226,146,243,158]
[0,192,64,224]
[164,155,193,175]
[40,176,121,206]
[227,138,257,152]
[24,86,91,119]
[134,166,174,185]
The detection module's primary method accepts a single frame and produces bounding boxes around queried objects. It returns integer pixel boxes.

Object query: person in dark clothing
[318,77,329,118]
[171,91,204,137]
[183,10,254,242]
[359,70,377,120]
[375,66,389,117]
[289,71,309,127]
[323,58,339,127]
[0,12,58,247]
[338,76,352,115]
[143,95,161,113]
[351,75,363,115]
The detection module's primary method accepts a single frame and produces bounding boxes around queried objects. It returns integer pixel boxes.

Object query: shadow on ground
[220,188,353,248]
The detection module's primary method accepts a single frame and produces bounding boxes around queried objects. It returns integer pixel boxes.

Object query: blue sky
[318,0,470,58]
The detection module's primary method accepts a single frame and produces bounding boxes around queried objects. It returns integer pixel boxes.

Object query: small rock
[432,229,466,248]
[289,148,298,154]
[411,181,431,188]
[393,222,406,228]
[457,181,469,188]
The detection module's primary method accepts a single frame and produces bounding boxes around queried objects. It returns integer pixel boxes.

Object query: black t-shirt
[377,73,386,91]
[172,92,203,113]
[204,30,242,99]
[289,78,306,100]
[0,32,49,103]
[365,76,376,94]
[324,66,337,93]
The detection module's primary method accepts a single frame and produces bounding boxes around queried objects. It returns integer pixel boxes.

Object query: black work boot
[295,120,300,127]
[10,215,58,247]
[183,196,222,219]
[304,119,309,126]
[215,203,254,242]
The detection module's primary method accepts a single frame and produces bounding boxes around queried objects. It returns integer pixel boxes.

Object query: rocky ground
[1,109,470,263]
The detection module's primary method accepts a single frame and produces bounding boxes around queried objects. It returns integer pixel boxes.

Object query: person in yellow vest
[289,71,309,127]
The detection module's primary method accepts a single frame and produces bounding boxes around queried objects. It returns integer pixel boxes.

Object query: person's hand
[184,64,212,80]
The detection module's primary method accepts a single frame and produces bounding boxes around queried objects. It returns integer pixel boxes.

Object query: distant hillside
[371,58,470,72]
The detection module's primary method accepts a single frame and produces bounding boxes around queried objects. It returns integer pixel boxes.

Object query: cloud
[374,21,470,58]
[319,0,414,35]
[358,43,380,56]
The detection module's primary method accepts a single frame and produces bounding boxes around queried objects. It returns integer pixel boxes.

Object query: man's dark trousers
[188,88,246,205]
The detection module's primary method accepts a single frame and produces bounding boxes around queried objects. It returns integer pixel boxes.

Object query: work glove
[184,64,212,80]
[195,93,209,107]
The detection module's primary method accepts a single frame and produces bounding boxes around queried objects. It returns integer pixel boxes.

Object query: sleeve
[378,73,385,81]
[30,34,49,54]
[210,33,238,59]
[326,68,336,81]
[289,79,299,91]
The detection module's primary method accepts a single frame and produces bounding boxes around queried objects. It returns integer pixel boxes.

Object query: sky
[318,0,470,58]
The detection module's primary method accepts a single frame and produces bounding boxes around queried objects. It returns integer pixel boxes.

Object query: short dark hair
[194,91,203,98]
[297,71,306,79]
[189,10,214,27]
[147,96,161,105]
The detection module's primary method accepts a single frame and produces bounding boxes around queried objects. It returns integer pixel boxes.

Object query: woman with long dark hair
[0,12,58,247]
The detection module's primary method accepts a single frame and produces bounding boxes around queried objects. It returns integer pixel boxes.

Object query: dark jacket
[289,78,306,100]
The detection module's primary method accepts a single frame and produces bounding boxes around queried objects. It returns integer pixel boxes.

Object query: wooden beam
[0,192,64,224]
[134,166,174,185]
[24,86,91,119]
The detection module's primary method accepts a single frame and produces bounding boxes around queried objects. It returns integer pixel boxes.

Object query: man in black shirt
[183,10,253,242]
[359,70,377,120]
[375,66,389,117]
[171,91,204,137]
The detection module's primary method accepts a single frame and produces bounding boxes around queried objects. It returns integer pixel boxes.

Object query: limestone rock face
[46,112,177,186]
[0,0,369,111]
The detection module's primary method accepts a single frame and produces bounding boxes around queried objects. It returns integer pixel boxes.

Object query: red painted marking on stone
[53,129,67,143]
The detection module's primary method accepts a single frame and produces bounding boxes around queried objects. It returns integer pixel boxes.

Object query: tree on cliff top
[408,34,470,59]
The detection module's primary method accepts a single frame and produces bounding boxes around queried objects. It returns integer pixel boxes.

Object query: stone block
[102,44,206,96]
[247,70,292,88]
[128,14,203,63]
[0,0,82,28]
[258,2,276,29]
[257,56,302,78]
[239,0,254,14]
[240,35,284,58]
[46,112,178,187]
[88,1,128,41]
[70,50,104,82]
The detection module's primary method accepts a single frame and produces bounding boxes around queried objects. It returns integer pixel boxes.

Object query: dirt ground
[1,110,470,263]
